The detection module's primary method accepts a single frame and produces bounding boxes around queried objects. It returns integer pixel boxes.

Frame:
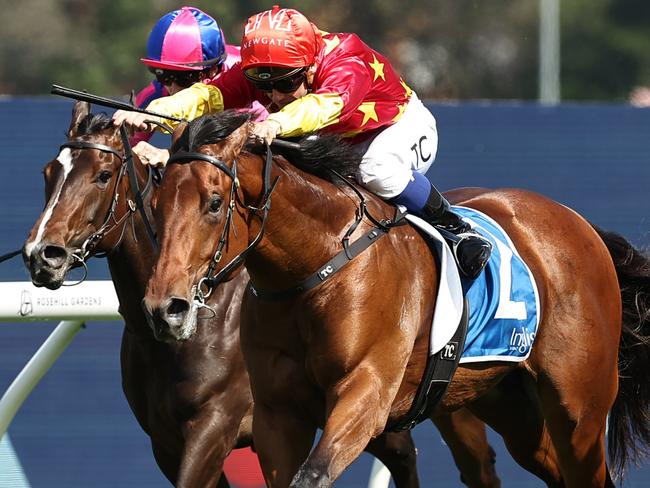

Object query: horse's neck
[241,155,372,291]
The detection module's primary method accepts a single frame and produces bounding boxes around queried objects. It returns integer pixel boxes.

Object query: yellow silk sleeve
[146,83,225,129]
[266,93,344,137]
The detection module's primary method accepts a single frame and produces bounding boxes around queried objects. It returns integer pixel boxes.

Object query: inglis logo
[509,326,535,354]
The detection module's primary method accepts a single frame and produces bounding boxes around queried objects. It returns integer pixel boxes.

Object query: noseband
[60,125,157,265]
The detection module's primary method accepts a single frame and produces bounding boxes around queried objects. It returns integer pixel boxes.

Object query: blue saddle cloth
[452,206,540,363]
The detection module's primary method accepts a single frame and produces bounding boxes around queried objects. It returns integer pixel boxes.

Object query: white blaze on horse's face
[24,148,74,257]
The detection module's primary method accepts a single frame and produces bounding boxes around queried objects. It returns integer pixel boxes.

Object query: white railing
[0,280,390,487]
[0,281,120,487]
[0,280,120,323]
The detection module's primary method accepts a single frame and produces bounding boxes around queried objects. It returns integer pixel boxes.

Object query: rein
[0,249,22,263]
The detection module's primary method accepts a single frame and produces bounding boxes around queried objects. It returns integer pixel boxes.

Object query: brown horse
[22,102,501,488]
[22,101,252,487]
[142,111,650,488]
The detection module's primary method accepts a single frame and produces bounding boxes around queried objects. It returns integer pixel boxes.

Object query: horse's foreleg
[217,474,230,488]
[150,441,181,485]
[365,430,420,488]
[253,401,317,488]
[175,409,243,488]
[290,368,395,488]
[433,409,501,488]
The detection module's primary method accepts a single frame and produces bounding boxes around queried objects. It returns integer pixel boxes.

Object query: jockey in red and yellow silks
[216,32,412,144]
[114,7,491,279]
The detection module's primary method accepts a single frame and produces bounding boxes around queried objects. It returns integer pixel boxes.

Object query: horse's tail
[593,226,650,477]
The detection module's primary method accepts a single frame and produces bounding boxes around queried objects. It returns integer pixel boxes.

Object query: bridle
[166,138,405,304]
[59,125,157,276]
[166,143,279,302]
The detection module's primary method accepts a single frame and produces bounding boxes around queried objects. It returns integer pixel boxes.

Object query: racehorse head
[142,111,253,342]
[23,101,149,289]
[143,110,364,342]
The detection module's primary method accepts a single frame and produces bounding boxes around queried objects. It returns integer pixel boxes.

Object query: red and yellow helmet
[241,7,322,75]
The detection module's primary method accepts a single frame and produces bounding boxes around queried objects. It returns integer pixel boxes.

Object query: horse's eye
[98,170,112,184]
[208,195,222,213]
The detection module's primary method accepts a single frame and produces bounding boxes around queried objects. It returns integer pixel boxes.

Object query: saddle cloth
[406,206,540,363]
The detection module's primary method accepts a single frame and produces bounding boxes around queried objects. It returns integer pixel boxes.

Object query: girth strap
[391,298,470,431]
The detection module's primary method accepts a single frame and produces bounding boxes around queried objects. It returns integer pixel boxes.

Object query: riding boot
[417,184,492,279]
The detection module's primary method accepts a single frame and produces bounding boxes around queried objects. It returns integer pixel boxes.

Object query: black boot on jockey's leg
[418,184,492,279]
[391,172,492,279]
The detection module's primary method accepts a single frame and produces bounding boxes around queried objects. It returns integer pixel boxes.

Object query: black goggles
[149,66,219,88]
[243,67,307,93]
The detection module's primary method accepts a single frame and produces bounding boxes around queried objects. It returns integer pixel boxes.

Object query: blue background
[1,99,649,487]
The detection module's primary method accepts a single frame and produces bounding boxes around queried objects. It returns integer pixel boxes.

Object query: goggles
[149,66,219,88]
[243,67,307,93]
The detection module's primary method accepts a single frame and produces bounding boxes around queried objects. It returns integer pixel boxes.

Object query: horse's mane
[175,110,363,186]
[276,133,363,185]
[172,110,253,153]
[73,112,113,137]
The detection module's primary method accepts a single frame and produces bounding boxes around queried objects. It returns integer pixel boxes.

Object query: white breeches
[356,93,438,199]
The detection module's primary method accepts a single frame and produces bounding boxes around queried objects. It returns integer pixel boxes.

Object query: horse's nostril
[41,245,68,268]
[167,297,190,316]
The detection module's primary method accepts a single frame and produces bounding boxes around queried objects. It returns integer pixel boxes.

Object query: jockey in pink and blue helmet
[132,6,238,144]
[142,6,226,74]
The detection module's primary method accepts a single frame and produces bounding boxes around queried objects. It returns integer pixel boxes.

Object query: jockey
[114,7,491,279]
[131,6,243,146]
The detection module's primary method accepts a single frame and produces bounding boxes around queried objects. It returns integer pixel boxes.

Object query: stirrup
[450,232,492,280]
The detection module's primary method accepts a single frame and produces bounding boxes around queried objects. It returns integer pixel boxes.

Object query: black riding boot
[417,184,492,279]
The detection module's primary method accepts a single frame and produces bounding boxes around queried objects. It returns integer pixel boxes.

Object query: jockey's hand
[133,141,170,168]
[113,110,163,132]
[250,119,282,146]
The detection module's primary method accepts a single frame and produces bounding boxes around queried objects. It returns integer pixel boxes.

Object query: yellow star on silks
[358,102,379,126]
[323,35,341,55]
[392,103,406,122]
[368,55,385,82]
[400,79,413,98]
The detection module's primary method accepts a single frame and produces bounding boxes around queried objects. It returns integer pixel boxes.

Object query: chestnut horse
[143,111,650,488]
[22,102,501,488]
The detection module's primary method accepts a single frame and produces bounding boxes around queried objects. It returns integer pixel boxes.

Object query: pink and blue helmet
[141,6,226,71]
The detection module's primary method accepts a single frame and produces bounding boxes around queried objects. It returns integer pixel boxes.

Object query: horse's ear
[225,121,250,156]
[67,101,90,138]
